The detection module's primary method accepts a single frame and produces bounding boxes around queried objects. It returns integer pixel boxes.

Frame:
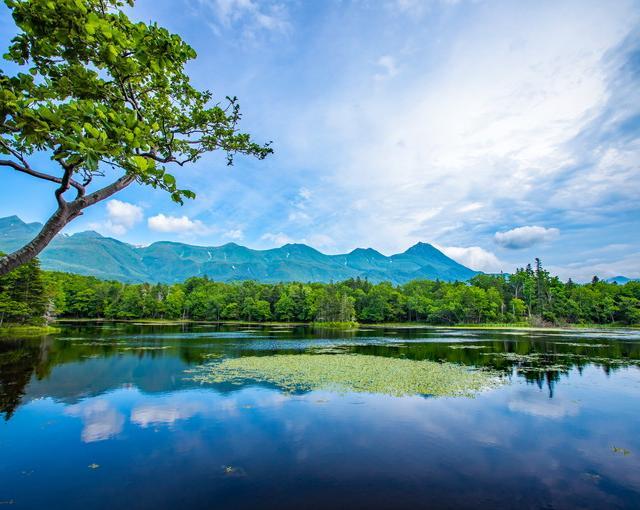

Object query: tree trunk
[0,174,134,277]
[0,207,74,276]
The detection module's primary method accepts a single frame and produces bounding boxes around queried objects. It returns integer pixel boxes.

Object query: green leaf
[163,173,176,187]
[130,155,148,171]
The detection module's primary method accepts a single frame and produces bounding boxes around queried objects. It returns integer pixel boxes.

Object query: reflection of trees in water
[2,325,639,418]
[0,337,49,419]
[0,326,209,419]
[351,337,640,397]
[521,370,563,399]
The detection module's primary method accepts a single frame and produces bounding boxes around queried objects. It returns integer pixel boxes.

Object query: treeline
[2,256,638,326]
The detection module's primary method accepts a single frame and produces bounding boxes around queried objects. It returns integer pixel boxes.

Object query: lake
[1,323,639,509]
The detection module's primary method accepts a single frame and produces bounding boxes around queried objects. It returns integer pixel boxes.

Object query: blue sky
[1,0,639,281]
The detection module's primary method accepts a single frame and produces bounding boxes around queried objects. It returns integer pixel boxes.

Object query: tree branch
[0,173,136,277]
[0,158,86,197]
[77,173,135,208]
[139,151,198,166]
[54,161,80,208]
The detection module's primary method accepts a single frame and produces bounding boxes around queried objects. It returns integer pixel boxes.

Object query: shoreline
[48,318,640,331]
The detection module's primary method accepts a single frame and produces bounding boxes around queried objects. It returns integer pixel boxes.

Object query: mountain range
[605,276,638,285]
[0,215,477,284]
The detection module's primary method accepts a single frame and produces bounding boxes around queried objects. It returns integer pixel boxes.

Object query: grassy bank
[363,322,639,330]
[311,321,360,329]
[0,325,61,337]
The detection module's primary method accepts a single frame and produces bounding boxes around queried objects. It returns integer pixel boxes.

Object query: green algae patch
[189,354,503,397]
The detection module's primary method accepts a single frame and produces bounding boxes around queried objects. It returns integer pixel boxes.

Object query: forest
[1,256,639,327]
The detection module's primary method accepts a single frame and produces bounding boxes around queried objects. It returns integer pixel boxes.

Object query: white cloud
[494,226,560,250]
[305,233,335,249]
[283,0,638,256]
[259,231,335,250]
[224,228,244,240]
[298,187,312,201]
[148,214,209,234]
[288,210,310,222]
[261,231,295,246]
[388,0,461,16]
[374,55,398,81]
[199,0,289,37]
[287,187,314,224]
[457,202,483,213]
[549,250,640,282]
[438,245,504,272]
[107,200,143,229]
[89,199,143,236]
[548,141,640,213]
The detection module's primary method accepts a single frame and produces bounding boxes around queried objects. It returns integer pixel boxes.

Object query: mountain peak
[404,242,438,255]
[0,215,25,226]
[71,230,104,239]
[281,243,320,253]
[0,215,43,234]
[605,276,636,284]
[349,247,384,258]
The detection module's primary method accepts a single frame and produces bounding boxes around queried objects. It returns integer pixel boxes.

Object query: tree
[316,285,355,322]
[617,296,640,325]
[0,253,48,324]
[0,0,272,275]
[275,292,296,322]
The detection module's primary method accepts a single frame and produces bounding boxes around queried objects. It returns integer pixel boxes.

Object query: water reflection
[506,386,580,418]
[1,324,639,509]
[65,399,125,442]
[2,323,640,419]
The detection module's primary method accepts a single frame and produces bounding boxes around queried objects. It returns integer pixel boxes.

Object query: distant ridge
[0,215,478,284]
[605,276,638,284]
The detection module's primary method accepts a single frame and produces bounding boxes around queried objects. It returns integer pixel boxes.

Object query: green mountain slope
[0,216,478,283]
[605,276,638,284]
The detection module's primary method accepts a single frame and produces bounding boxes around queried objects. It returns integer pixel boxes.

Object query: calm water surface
[1,323,639,509]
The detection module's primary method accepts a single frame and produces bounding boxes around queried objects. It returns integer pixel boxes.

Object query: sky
[1,0,639,281]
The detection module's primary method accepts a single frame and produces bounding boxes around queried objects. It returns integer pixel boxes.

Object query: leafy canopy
[0,0,272,203]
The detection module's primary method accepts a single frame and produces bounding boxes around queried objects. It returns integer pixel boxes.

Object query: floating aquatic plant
[118,346,171,351]
[611,446,631,456]
[552,342,608,348]
[188,354,503,397]
[486,351,640,368]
